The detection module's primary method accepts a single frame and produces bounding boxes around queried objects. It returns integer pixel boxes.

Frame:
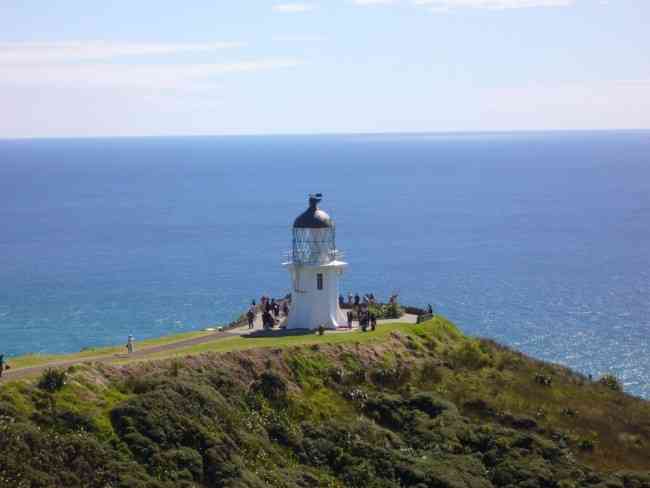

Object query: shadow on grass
[243,328,317,339]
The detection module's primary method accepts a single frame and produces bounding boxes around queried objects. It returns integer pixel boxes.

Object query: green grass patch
[124,318,457,364]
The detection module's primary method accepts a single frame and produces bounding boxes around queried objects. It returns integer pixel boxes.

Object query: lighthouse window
[317,273,323,290]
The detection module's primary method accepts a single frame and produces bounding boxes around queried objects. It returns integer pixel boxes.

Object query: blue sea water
[1,131,649,397]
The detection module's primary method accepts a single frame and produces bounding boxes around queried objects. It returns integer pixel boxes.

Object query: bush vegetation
[37,368,67,392]
[599,373,623,392]
[0,317,649,487]
[368,302,403,320]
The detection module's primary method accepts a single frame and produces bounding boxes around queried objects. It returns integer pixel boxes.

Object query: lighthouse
[284,194,347,330]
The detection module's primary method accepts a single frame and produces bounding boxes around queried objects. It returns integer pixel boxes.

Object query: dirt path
[0,312,416,383]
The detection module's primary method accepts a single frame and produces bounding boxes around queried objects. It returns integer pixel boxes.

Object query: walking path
[0,312,417,383]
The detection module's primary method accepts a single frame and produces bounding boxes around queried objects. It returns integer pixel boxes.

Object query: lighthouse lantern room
[284,194,347,330]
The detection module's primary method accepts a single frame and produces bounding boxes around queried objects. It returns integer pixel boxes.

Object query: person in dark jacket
[0,354,4,378]
[262,310,275,329]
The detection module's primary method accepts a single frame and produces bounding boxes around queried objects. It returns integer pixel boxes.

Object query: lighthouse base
[284,261,347,330]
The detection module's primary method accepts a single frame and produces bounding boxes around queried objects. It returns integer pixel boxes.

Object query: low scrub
[0,317,648,487]
[37,368,67,392]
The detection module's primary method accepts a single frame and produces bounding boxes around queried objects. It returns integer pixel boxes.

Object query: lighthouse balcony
[283,249,345,266]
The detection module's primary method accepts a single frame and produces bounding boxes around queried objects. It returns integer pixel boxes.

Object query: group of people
[247,296,290,330]
[339,293,378,307]
[339,292,401,308]
[338,291,381,332]
[345,309,377,331]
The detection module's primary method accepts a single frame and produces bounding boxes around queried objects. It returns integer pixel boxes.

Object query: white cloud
[272,3,316,12]
[0,41,244,64]
[0,59,302,88]
[353,0,396,5]
[414,0,573,9]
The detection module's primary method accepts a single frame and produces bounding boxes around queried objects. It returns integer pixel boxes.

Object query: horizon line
[2,127,650,142]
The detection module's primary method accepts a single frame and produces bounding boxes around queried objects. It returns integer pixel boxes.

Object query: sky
[0,0,648,138]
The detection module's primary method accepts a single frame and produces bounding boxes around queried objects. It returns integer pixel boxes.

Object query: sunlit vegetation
[0,317,649,487]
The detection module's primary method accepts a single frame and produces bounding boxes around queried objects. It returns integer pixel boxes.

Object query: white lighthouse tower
[284,194,347,330]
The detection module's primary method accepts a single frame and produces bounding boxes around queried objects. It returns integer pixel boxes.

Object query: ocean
[1,131,649,397]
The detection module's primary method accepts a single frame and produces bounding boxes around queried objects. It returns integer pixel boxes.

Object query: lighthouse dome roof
[293,193,333,229]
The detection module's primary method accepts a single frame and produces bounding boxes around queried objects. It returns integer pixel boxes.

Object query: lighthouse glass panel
[292,227,337,265]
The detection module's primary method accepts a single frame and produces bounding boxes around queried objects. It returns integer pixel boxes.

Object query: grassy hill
[1,317,649,487]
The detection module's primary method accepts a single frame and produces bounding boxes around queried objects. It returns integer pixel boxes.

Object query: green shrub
[408,392,456,418]
[370,364,411,389]
[32,408,98,433]
[368,303,404,320]
[450,341,491,370]
[577,438,595,451]
[253,371,288,404]
[598,374,622,392]
[37,368,67,392]
[419,361,443,384]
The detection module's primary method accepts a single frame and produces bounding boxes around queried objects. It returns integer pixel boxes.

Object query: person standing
[263,310,274,329]
[126,335,135,354]
[360,312,368,332]
[247,308,255,329]
[0,354,4,378]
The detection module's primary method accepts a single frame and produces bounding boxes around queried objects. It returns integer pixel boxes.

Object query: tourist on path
[262,310,274,329]
[246,308,255,329]
[360,312,368,332]
[126,335,135,354]
[0,354,4,378]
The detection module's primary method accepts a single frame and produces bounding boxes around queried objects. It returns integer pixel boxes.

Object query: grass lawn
[7,321,441,371]
[120,319,454,364]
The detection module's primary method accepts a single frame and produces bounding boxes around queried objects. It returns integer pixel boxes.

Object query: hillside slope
[1,317,649,488]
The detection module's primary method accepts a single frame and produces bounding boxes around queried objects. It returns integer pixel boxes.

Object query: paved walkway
[0,312,417,383]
